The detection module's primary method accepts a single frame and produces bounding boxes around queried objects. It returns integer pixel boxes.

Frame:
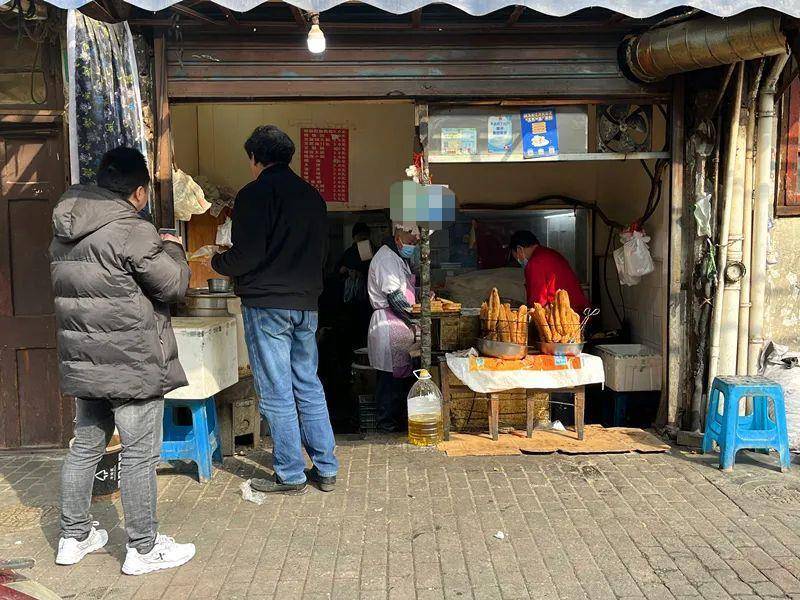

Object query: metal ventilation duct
[621,10,787,83]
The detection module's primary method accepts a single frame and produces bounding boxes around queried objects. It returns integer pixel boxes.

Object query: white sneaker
[56,524,108,565]
[121,533,195,576]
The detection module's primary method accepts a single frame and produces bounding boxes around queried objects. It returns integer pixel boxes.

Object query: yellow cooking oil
[407,412,444,446]
[407,369,444,446]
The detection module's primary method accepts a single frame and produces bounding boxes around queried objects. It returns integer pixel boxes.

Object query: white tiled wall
[595,159,668,352]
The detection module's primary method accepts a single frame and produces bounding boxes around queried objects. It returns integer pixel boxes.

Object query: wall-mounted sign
[520,109,559,159]
[300,128,349,203]
[441,127,477,156]
[487,116,513,154]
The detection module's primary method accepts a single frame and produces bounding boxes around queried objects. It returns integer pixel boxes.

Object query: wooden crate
[439,365,549,432]
[458,313,481,349]
[427,312,481,353]
[215,376,261,456]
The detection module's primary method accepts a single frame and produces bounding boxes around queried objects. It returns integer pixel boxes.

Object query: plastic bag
[188,245,219,260]
[172,169,211,221]
[760,342,800,450]
[216,217,232,247]
[614,246,640,286]
[622,230,655,278]
[694,193,712,238]
[240,479,267,505]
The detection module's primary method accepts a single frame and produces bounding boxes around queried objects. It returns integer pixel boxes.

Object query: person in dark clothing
[50,147,195,575]
[318,222,374,432]
[211,125,338,494]
[338,222,372,278]
[337,221,373,348]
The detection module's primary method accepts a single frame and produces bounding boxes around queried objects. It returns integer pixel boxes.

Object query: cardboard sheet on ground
[437,425,669,457]
[446,349,604,393]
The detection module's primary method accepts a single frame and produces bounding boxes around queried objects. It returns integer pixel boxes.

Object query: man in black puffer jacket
[50,147,195,576]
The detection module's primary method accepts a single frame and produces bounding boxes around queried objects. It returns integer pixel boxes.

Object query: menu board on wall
[300,128,349,203]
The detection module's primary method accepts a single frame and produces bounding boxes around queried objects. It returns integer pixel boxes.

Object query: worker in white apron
[367,223,419,432]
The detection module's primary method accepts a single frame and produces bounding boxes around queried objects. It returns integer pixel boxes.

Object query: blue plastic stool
[702,376,791,472]
[161,397,222,483]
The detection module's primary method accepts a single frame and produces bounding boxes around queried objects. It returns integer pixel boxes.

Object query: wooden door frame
[0,120,72,450]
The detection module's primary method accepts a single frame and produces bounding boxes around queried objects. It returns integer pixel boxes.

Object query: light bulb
[307,23,326,54]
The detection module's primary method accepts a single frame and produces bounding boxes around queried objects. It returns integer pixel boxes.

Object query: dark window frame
[777,77,800,217]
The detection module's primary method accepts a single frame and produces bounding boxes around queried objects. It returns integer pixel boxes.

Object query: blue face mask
[400,244,416,259]
[517,257,528,268]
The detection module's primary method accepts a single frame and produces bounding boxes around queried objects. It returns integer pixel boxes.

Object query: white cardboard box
[167,317,239,399]
[594,344,662,392]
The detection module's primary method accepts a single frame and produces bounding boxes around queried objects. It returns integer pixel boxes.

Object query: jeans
[61,398,163,553]
[243,307,338,484]
[375,370,411,433]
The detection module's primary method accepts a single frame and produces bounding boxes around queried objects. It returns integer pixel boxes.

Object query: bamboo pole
[737,61,764,375]
[419,227,431,370]
[717,67,749,379]
[707,62,744,391]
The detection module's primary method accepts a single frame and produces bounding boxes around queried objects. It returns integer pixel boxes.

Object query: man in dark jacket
[50,147,195,575]
[212,126,338,494]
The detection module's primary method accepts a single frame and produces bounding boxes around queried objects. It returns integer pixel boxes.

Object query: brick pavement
[0,438,798,599]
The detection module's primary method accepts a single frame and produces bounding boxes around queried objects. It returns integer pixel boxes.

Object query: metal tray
[536,341,584,357]
[477,337,527,360]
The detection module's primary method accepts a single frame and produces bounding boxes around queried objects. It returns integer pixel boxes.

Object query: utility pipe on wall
[748,53,791,375]
[621,10,786,83]
[707,63,744,390]
[737,61,764,375]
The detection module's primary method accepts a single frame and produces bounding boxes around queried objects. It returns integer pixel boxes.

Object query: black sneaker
[304,466,336,492]
[250,475,307,495]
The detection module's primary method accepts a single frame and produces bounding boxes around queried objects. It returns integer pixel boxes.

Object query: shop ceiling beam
[129,18,643,33]
[290,6,306,28]
[91,0,114,20]
[218,6,240,27]
[171,4,225,26]
[98,0,119,20]
[506,6,524,27]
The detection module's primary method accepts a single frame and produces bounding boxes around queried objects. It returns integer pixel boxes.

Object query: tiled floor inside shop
[1,436,799,600]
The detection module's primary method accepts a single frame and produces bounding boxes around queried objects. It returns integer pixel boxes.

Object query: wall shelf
[428,151,670,164]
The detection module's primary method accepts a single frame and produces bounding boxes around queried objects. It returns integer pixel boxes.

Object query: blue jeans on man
[242,306,338,484]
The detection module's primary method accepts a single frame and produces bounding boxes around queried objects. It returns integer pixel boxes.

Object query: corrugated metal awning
[5,0,800,17]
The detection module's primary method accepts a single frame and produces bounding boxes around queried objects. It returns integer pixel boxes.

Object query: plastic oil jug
[407,369,444,446]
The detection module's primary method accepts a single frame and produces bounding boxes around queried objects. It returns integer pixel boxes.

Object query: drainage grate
[744,482,800,507]
[0,504,58,532]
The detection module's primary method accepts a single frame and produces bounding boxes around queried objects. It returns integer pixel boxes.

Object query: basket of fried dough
[529,290,586,356]
[477,288,529,359]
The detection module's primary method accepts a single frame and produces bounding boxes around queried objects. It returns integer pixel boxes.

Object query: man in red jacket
[509,230,590,314]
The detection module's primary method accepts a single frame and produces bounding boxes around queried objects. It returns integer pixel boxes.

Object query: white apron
[367,245,416,376]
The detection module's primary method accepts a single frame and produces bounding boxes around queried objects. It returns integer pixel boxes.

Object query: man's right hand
[160,233,183,245]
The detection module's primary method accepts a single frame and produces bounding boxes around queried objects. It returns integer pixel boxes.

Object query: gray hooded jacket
[49,185,190,399]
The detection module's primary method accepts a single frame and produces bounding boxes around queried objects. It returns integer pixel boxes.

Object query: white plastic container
[594,344,662,392]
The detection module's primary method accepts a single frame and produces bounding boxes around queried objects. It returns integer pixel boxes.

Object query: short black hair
[352,222,370,238]
[97,147,150,196]
[244,125,295,166]
[509,230,539,250]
